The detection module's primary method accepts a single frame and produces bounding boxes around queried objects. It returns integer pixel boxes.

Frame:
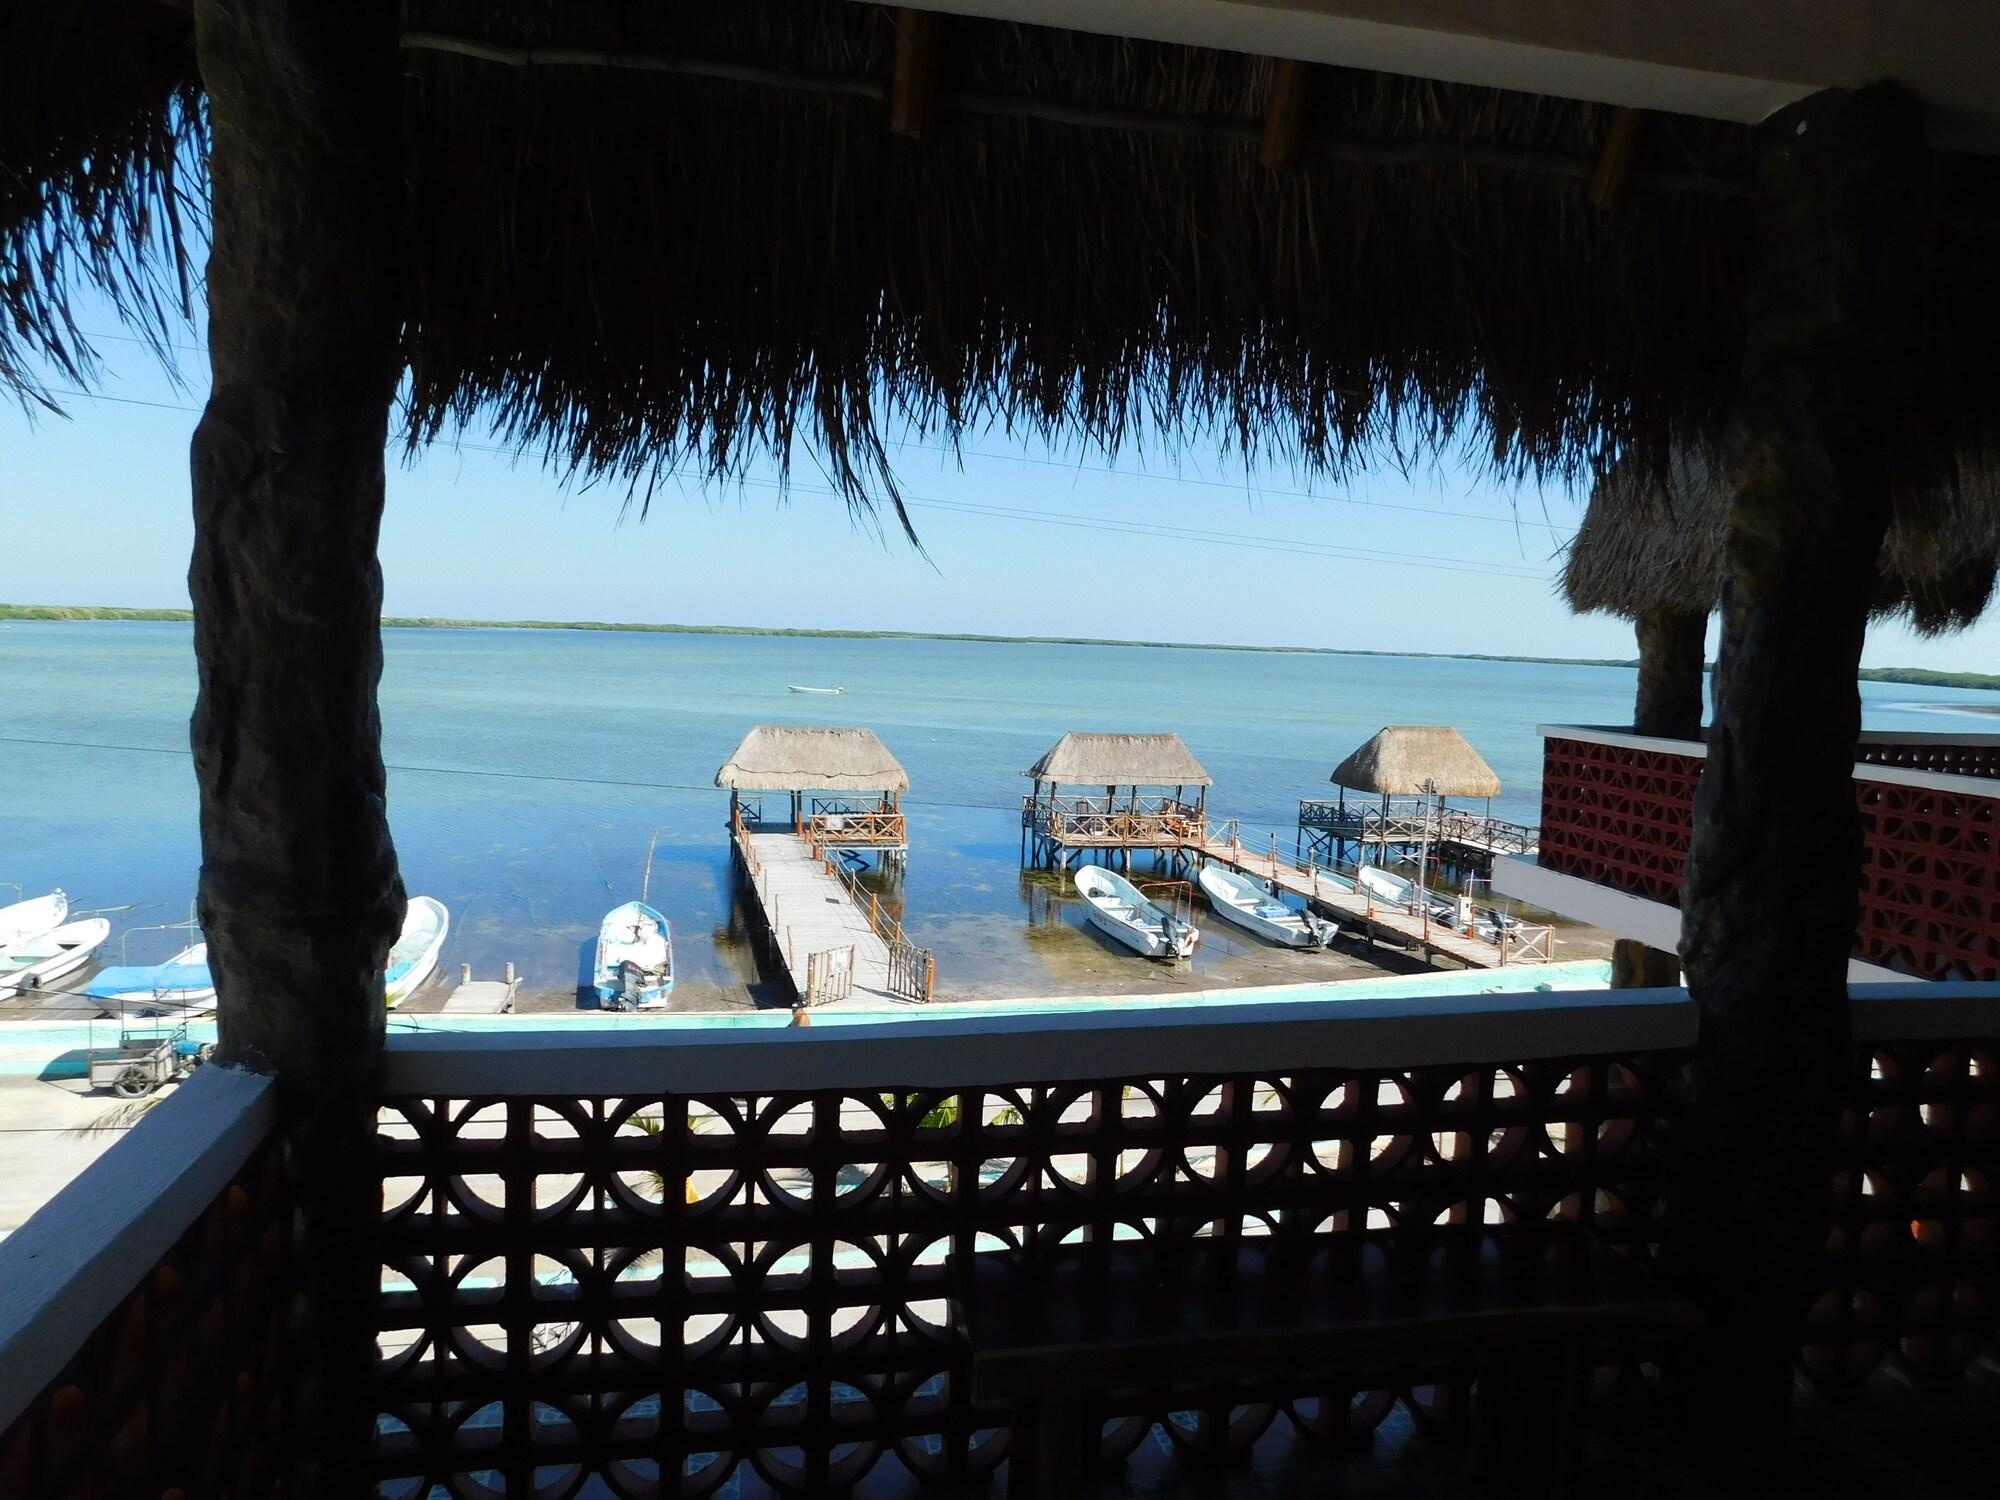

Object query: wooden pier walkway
[734,820,934,1005]
[1188,837,1551,971]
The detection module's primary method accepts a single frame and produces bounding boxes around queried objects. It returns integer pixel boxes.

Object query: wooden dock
[736,826,932,1006]
[1295,800,1537,870]
[1188,837,1551,971]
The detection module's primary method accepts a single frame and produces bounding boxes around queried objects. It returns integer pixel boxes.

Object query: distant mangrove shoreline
[5,602,1998,692]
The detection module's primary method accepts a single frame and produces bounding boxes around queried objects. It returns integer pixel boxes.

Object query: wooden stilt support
[1673,85,1925,1455]
[190,2,403,1493]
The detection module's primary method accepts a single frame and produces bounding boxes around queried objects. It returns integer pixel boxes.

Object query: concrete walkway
[0,1075,168,1234]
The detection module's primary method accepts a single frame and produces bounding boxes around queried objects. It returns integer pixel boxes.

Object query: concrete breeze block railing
[1537,726,2000,981]
[5,986,1995,1499]
[370,988,1998,1497]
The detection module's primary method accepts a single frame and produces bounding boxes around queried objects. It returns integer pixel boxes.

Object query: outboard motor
[605,958,645,1011]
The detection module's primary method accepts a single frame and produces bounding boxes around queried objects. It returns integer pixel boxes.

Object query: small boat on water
[1357,865,1458,927]
[1075,864,1199,960]
[1197,865,1336,949]
[0,889,67,951]
[594,900,674,1009]
[386,897,450,1007]
[0,918,112,997]
[787,684,845,695]
[87,942,216,1012]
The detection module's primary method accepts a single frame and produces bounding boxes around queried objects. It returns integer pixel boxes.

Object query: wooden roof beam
[1587,105,1644,209]
[889,8,941,138]
[1259,57,1308,170]
[875,1,2000,153]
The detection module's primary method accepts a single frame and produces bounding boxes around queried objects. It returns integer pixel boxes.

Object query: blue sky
[5,287,1997,669]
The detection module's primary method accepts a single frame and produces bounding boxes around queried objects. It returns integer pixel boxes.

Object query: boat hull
[1358,866,1456,927]
[88,942,216,1012]
[386,896,451,1006]
[0,891,68,952]
[1199,870,1324,948]
[1075,865,1199,960]
[0,918,112,996]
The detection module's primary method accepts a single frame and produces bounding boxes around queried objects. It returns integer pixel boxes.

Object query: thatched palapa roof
[715,726,909,793]
[1564,448,2000,635]
[1026,733,1212,788]
[11,0,2000,530]
[1332,727,1501,798]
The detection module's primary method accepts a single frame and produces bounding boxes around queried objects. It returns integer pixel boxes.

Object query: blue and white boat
[1197,865,1336,948]
[87,942,215,1012]
[594,901,674,1009]
[1075,864,1199,960]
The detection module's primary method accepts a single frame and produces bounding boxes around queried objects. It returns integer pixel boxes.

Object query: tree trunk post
[1634,608,1707,743]
[190,2,404,1493]
[1610,938,1680,988]
[1673,85,1923,1450]
[1610,608,1707,988]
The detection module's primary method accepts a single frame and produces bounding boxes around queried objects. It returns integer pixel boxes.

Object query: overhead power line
[39,382,1562,582]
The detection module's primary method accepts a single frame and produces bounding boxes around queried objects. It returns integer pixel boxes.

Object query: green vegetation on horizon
[6,603,1999,691]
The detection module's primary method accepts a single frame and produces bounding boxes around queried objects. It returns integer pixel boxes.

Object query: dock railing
[820,852,935,1003]
[1299,799,1539,857]
[802,801,907,852]
[1024,792,1205,848]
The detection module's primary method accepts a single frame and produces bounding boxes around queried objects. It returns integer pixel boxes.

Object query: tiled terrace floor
[529,1367,2000,1500]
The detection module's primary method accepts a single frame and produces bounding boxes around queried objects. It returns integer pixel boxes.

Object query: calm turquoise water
[4,621,1996,1006]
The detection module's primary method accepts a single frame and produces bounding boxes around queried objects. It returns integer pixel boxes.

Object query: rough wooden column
[189,2,404,1493]
[1633,607,1706,743]
[1673,86,1922,1448]
[1611,607,1706,987]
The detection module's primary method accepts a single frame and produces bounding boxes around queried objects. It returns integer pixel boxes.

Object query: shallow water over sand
[4,621,1994,1010]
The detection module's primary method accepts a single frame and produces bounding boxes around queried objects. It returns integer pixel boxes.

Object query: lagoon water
[5,621,1996,1008]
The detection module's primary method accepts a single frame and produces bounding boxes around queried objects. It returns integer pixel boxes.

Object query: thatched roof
[1025,733,1212,788]
[1331,727,1501,798]
[1564,447,2000,635]
[10,2,2000,529]
[715,726,909,793]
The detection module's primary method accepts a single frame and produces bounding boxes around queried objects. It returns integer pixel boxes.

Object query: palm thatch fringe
[715,726,909,793]
[1564,446,2000,635]
[9,1,2000,536]
[1331,727,1501,798]
[0,0,202,399]
[1025,733,1212,788]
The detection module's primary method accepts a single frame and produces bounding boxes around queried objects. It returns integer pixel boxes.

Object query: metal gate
[805,945,855,1005]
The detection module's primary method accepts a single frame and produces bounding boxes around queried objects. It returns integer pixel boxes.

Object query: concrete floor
[0,1074,174,1235]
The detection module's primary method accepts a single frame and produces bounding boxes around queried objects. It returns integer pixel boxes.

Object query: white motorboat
[1197,865,1335,948]
[386,897,451,1006]
[594,900,674,1008]
[0,918,112,996]
[0,889,67,951]
[787,684,845,695]
[87,942,216,1012]
[1357,865,1457,927]
[1074,864,1199,960]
